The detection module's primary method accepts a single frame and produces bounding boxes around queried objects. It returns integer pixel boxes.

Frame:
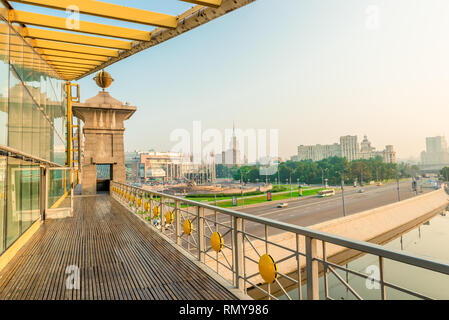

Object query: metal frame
[111,181,449,300]
[1,0,255,81]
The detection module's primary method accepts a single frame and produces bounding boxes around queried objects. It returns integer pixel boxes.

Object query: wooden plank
[0,194,237,300]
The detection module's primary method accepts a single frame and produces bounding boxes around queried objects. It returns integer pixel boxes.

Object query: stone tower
[72,71,136,195]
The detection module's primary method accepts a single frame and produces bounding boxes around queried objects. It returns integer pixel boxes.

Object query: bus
[318,189,335,197]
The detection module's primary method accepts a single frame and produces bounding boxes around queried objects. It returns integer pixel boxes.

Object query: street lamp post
[321,168,324,188]
[241,171,244,207]
[337,171,346,217]
[277,168,280,188]
[321,168,329,188]
[396,171,400,202]
[360,166,363,186]
[287,175,292,199]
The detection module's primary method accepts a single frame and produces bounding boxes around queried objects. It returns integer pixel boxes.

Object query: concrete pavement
[237,180,433,237]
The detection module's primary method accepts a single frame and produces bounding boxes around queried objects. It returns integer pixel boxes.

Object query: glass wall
[0,9,67,255]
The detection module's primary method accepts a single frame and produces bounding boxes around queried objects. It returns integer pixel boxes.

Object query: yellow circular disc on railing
[132,195,136,203]
[124,191,127,198]
[127,193,131,201]
[183,219,192,235]
[153,206,160,218]
[144,202,149,211]
[137,198,142,206]
[165,211,174,224]
[210,232,224,253]
[259,254,278,283]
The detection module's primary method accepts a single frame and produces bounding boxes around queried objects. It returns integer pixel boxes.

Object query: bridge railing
[110,181,449,300]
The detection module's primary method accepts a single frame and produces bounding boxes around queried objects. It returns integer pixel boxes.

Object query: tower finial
[93,69,114,91]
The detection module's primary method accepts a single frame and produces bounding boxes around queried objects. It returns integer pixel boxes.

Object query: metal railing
[110,181,449,300]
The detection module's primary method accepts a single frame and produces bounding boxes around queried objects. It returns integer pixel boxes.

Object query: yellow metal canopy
[0,0,255,81]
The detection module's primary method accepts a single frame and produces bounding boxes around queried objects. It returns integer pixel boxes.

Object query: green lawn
[213,188,325,208]
[185,186,315,203]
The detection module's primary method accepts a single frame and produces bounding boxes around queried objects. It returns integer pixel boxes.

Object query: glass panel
[0,18,8,146]
[0,155,6,253]
[8,26,23,151]
[22,83,33,155]
[48,168,67,208]
[97,165,111,180]
[39,67,47,160]
[20,159,31,232]
[6,157,21,247]
[30,163,39,223]
[54,136,65,166]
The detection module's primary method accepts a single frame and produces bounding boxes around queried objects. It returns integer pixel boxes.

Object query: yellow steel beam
[38,48,109,62]
[41,55,102,66]
[48,61,94,69]
[57,72,84,77]
[30,39,119,57]
[58,72,83,76]
[10,10,152,41]
[58,72,84,77]
[180,0,222,7]
[48,63,92,71]
[10,0,178,28]
[53,70,90,76]
[13,61,55,72]
[24,28,132,50]
[52,65,91,72]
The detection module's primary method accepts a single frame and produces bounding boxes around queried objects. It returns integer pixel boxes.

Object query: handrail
[0,144,65,168]
[112,180,449,277]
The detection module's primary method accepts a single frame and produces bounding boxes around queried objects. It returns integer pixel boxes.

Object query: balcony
[0,190,239,300]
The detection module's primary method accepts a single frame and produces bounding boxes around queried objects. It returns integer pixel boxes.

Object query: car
[376,182,383,186]
[277,203,288,208]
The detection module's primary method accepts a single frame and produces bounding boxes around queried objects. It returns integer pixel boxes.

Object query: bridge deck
[0,194,236,300]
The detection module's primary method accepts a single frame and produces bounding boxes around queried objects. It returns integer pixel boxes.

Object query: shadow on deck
[0,194,237,300]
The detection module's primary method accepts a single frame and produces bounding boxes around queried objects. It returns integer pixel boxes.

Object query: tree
[440,167,449,181]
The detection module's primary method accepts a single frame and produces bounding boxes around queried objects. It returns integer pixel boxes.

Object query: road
[236,180,432,237]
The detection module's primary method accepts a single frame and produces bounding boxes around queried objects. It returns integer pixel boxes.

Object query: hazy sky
[17,0,449,160]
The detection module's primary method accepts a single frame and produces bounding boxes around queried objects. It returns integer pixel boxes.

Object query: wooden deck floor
[0,194,237,300]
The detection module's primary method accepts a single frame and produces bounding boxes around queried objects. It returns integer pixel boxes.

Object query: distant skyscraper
[216,122,244,167]
[340,135,359,161]
[420,136,449,169]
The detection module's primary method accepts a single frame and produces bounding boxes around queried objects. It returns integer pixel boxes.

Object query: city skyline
[1,0,448,304]
[65,0,449,161]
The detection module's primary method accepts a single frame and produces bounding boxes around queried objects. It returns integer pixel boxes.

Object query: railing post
[305,236,319,300]
[160,196,165,232]
[198,206,205,263]
[379,256,386,300]
[232,216,244,290]
[149,193,154,223]
[175,200,182,246]
[140,190,144,213]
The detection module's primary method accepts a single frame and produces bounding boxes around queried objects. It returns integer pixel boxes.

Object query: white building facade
[297,135,396,163]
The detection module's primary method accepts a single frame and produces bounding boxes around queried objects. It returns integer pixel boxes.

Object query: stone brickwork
[73,91,136,195]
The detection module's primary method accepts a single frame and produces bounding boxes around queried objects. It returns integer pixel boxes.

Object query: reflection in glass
[6,157,21,247]
[0,18,8,146]
[0,155,6,253]
[48,169,67,208]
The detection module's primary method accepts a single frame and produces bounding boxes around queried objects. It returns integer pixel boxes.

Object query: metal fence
[110,181,449,300]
